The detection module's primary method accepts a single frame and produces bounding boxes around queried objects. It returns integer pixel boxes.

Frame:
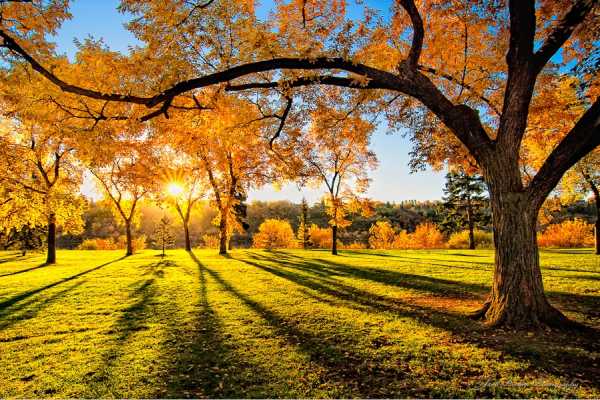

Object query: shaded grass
[0,248,598,398]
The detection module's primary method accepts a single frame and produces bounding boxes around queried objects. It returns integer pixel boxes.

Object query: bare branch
[269,96,293,149]
[176,0,215,27]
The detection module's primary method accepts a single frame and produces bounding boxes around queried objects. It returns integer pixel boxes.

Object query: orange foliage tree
[537,220,594,248]
[157,94,273,255]
[368,221,396,250]
[292,99,377,255]
[393,222,445,250]
[253,219,296,249]
[307,224,333,249]
[86,141,158,257]
[0,68,86,264]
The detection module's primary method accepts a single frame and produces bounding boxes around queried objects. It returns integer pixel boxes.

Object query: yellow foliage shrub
[393,222,446,249]
[342,241,367,250]
[538,219,594,248]
[308,224,333,249]
[78,235,146,251]
[392,230,412,249]
[253,219,297,249]
[116,235,146,252]
[79,238,118,250]
[447,230,494,249]
[368,221,396,249]
[201,234,220,248]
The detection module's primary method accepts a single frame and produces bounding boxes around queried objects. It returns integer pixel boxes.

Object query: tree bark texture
[219,214,228,255]
[473,189,569,328]
[331,225,338,255]
[46,212,56,265]
[125,222,133,257]
[184,222,192,252]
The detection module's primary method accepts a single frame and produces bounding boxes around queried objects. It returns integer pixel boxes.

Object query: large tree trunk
[218,214,227,255]
[183,221,191,252]
[473,191,569,328]
[125,222,133,257]
[46,212,56,265]
[331,225,338,255]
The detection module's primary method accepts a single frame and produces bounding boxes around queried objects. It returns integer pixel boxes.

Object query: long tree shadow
[343,249,600,274]
[0,256,126,312]
[188,251,425,397]
[0,252,35,264]
[85,258,191,396]
[85,276,159,396]
[260,251,489,297]
[152,251,272,398]
[268,251,600,317]
[242,253,479,323]
[241,252,600,392]
[541,249,594,255]
[0,279,88,331]
[0,263,47,278]
[341,249,495,264]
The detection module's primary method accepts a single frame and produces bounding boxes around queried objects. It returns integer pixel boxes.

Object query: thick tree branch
[398,0,424,69]
[226,75,390,91]
[506,0,536,69]
[533,0,596,73]
[496,0,537,158]
[528,97,600,209]
[0,26,494,162]
[0,29,151,104]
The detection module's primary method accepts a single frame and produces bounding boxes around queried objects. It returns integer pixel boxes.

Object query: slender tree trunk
[183,221,191,252]
[331,225,338,255]
[46,212,56,265]
[125,222,133,257]
[218,213,227,255]
[473,191,569,328]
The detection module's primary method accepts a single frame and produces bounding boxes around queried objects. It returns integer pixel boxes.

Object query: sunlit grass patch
[0,248,598,398]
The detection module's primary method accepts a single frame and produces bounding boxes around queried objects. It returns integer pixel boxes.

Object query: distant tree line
[2,194,593,253]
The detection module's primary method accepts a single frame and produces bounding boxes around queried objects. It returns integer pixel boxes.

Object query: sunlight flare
[167,182,184,197]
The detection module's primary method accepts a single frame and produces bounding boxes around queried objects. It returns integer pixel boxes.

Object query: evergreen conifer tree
[441,171,490,249]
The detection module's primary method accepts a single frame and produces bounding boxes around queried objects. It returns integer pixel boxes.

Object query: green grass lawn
[0,248,598,398]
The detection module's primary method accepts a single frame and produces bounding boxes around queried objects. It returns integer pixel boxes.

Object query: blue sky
[56,0,446,204]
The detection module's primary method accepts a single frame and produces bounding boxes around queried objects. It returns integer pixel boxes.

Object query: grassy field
[0,248,598,398]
